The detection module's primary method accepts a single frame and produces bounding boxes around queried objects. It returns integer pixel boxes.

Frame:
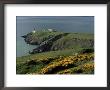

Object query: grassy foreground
[17,48,94,74]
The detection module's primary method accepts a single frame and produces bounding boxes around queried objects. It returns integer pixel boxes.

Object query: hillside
[17,30,94,74]
[22,30,94,53]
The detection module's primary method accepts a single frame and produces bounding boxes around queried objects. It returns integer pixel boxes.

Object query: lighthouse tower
[32,28,36,33]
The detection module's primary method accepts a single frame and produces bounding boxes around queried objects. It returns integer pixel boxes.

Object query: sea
[16,16,94,57]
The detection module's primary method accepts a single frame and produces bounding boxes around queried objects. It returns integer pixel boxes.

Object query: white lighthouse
[32,28,36,33]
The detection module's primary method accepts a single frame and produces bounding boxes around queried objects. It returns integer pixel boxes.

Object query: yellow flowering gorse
[40,53,94,74]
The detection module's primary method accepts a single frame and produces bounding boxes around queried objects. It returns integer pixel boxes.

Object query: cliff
[22,30,94,54]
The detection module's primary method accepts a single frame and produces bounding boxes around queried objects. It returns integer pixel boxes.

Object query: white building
[48,29,53,32]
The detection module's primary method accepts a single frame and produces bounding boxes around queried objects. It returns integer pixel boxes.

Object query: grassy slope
[17,30,94,74]
[24,30,64,44]
[51,33,94,50]
[17,51,94,74]
[17,49,77,74]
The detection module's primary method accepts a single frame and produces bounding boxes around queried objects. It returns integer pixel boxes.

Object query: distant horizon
[17,16,94,33]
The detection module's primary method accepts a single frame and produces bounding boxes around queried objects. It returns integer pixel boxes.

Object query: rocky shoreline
[22,30,94,54]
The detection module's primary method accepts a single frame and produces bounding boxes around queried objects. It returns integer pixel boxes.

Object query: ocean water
[16,16,94,57]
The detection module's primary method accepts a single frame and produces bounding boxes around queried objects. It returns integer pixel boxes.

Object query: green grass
[17,60,45,74]
[17,48,82,64]
[51,33,94,50]
[17,31,94,74]
[29,31,93,40]
[16,48,94,74]
[24,31,94,47]
[25,30,64,44]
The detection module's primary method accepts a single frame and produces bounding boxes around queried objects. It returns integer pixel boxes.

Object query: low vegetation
[17,30,94,74]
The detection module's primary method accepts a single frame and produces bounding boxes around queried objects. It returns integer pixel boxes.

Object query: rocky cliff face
[22,30,94,54]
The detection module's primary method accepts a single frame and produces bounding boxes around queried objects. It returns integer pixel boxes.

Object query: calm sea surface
[16,16,94,57]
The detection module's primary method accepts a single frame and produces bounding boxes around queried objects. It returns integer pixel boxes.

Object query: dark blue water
[16,16,94,57]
